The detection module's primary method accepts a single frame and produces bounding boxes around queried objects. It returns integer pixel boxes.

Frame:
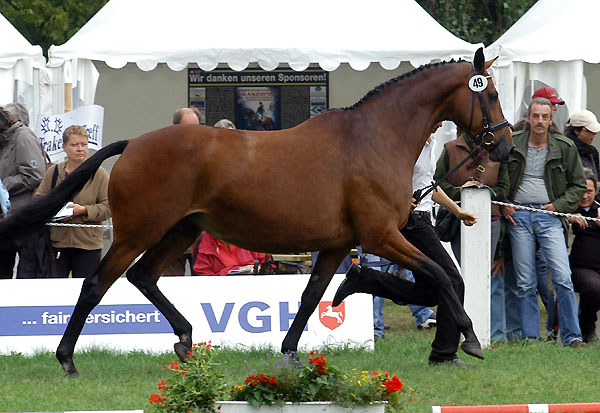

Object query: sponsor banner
[35,105,104,163]
[0,275,372,354]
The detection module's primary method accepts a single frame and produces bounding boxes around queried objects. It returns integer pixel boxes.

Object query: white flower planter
[217,401,386,413]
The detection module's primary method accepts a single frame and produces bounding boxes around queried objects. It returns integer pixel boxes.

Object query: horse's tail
[0,140,129,249]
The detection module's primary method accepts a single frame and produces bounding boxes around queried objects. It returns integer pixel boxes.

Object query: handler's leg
[401,214,466,363]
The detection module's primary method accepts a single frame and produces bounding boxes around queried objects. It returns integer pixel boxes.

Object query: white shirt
[412,135,436,213]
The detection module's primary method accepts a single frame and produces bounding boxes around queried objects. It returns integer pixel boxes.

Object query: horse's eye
[488,93,498,102]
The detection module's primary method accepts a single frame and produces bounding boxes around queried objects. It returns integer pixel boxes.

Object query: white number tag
[468,75,488,92]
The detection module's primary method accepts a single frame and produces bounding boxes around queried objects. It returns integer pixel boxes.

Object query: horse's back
[109,119,360,252]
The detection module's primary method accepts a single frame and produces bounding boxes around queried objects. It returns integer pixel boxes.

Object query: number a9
[469,75,488,92]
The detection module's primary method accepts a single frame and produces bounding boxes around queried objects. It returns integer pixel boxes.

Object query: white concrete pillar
[461,187,491,348]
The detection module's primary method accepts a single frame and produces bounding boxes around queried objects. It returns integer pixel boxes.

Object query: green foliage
[0,0,108,56]
[416,0,538,45]
[148,342,228,413]
[150,347,403,412]
[231,350,402,409]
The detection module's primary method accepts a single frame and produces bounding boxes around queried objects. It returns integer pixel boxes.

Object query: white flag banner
[35,105,104,163]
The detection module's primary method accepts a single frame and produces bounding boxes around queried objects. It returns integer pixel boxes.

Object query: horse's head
[452,47,514,162]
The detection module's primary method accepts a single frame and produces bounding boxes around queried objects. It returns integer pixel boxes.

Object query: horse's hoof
[174,342,190,362]
[65,369,80,378]
[461,340,484,360]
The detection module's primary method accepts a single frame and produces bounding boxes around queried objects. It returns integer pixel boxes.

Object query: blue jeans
[373,296,385,337]
[502,261,522,340]
[509,208,581,344]
[535,249,556,334]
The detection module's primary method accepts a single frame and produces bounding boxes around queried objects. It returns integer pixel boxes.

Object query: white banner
[35,105,104,163]
[0,275,373,355]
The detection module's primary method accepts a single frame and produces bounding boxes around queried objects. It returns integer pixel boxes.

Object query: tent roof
[0,13,43,69]
[488,0,600,64]
[49,0,481,72]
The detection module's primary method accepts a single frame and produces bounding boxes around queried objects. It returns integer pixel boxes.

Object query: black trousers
[571,267,600,336]
[0,248,17,279]
[357,213,464,362]
[54,248,102,278]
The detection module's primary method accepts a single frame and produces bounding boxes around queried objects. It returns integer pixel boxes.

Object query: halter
[412,63,511,205]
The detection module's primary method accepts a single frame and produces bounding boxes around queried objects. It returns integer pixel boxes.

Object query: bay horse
[0,48,513,377]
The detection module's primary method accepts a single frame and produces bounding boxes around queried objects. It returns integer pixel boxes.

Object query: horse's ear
[485,56,498,71]
[473,47,485,72]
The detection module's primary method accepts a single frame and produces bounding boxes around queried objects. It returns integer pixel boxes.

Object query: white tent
[487,0,600,125]
[0,12,45,121]
[47,0,481,112]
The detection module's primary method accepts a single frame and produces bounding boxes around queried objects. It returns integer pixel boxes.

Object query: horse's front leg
[281,247,350,354]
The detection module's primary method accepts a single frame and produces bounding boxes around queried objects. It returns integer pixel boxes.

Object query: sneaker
[568,339,584,348]
[417,312,437,330]
[332,263,362,307]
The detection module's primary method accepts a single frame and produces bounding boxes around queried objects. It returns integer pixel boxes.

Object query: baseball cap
[566,110,600,133]
[532,87,565,105]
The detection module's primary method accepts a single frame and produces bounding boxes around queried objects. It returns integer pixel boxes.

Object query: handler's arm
[432,186,477,226]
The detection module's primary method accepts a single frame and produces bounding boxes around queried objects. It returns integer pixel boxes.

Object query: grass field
[1,301,599,412]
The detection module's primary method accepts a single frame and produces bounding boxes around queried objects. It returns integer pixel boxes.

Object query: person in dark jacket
[567,168,600,343]
[0,107,45,278]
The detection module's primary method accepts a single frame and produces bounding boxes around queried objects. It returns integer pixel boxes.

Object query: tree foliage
[0,0,108,56]
[416,0,537,46]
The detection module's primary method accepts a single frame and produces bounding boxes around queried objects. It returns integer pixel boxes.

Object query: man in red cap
[532,87,565,119]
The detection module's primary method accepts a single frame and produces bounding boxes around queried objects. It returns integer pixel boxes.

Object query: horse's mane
[343,58,465,111]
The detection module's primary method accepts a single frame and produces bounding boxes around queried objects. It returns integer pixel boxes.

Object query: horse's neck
[354,64,464,157]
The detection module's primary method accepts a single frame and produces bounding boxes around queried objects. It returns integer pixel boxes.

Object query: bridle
[412,63,511,205]
[467,62,511,152]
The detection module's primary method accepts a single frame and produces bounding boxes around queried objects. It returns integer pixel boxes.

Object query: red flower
[383,375,403,393]
[187,351,194,360]
[170,361,180,370]
[149,393,163,404]
[157,379,167,390]
[268,376,277,385]
[308,352,327,375]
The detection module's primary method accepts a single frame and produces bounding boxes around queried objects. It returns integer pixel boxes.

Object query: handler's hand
[456,208,477,226]
[410,197,419,211]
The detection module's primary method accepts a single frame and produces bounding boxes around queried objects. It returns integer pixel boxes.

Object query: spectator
[502,97,586,346]
[434,128,510,341]
[193,232,266,275]
[0,107,45,278]
[532,87,565,134]
[173,107,202,125]
[511,117,557,339]
[567,168,600,343]
[3,102,30,127]
[34,125,110,278]
[162,107,204,276]
[563,109,600,179]
[333,122,479,366]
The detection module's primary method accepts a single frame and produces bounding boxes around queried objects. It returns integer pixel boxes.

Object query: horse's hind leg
[125,215,202,361]
[281,247,349,354]
[367,229,483,360]
[56,244,140,377]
